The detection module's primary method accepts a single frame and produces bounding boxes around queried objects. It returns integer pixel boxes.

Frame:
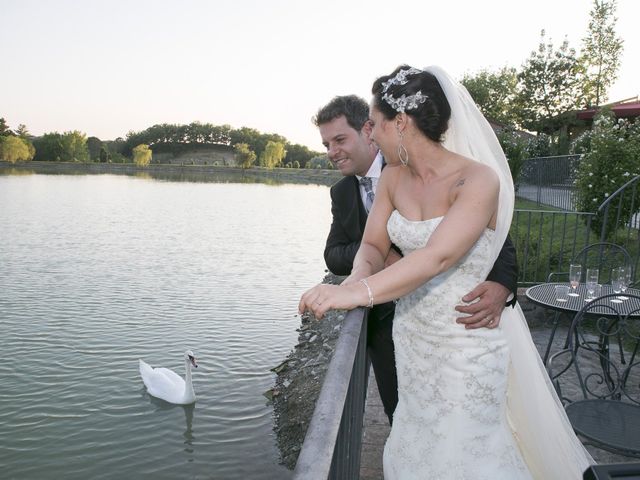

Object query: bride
[299,65,593,478]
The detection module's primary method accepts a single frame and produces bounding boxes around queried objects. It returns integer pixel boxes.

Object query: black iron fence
[517,155,582,210]
[513,173,640,286]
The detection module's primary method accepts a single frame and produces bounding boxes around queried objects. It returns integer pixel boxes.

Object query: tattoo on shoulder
[455,178,466,187]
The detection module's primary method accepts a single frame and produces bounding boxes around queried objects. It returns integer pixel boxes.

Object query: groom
[314,95,518,424]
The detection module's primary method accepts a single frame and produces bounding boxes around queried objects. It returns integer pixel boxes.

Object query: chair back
[547,293,640,406]
[572,242,633,285]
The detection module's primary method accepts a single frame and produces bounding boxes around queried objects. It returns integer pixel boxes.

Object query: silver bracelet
[360,278,374,308]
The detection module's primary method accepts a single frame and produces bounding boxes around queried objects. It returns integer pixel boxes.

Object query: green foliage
[260,140,286,169]
[33,131,89,162]
[462,67,520,125]
[0,136,33,163]
[0,118,11,136]
[292,160,300,169]
[234,143,256,169]
[87,136,103,161]
[497,129,528,184]
[284,143,321,168]
[123,122,303,165]
[579,0,623,107]
[574,112,640,235]
[517,30,584,132]
[132,144,152,167]
[525,133,553,158]
[307,154,330,169]
[99,146,110,163]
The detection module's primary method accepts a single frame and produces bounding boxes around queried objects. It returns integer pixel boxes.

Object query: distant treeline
[123,122,325,168]
[0,118,329,169]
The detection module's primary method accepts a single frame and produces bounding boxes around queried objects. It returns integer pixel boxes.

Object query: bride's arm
[364,164,499,304]
[299,163,499,318]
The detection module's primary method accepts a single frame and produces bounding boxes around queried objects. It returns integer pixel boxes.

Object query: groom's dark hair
[313,95,370,132]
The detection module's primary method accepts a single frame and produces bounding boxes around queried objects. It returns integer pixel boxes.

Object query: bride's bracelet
[360,278,374,308]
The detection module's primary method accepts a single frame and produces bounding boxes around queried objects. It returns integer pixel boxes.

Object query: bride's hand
[298,283,367,319]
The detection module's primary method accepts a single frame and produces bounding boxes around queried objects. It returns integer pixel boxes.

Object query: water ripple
[0,174,331,479]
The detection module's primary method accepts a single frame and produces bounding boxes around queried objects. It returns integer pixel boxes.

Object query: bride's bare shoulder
[459,157,498,185]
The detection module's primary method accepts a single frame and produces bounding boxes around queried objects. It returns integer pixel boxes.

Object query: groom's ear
[361,119,373,140]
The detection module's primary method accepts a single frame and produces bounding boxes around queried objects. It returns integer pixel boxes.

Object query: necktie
[360,176,375,213]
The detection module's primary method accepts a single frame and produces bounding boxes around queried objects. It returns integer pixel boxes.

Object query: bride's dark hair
[372,65,451,142]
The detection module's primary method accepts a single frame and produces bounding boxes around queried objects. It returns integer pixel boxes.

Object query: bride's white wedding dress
[383,211,531,479]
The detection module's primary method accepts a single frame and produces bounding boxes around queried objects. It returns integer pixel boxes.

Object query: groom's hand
[455,281,510,329]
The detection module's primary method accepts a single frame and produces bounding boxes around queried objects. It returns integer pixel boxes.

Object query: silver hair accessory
[381,67,429,113]
[382,91,429,113]
[381,67,423,92]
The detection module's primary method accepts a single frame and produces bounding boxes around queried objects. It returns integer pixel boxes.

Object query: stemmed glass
[585,268,599,301]
[569,264,581,297]
[618,266,631,300]
[611,267,624,303]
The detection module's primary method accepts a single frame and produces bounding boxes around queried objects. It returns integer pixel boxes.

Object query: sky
[1,0,638,151]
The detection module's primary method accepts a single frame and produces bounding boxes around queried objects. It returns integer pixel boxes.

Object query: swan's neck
[184,359,195,401]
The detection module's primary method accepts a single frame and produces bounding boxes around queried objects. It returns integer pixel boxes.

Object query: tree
[0,118,12,136]
[283,143,322,168]
[496,129,528,185]
[579,0,623,107]
[63,131,90,162]
[260,140,286,169]
[99,146,110,163]
[32,131,89,162]
[132,144,152,167]
[15,124,29,137]
[87,136,103,161]
[461,67,520,126]
[234,143,256,169]
[0,136,32,163]
[517,30,583,132]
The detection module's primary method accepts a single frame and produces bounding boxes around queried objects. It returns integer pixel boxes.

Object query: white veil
[425,65,594,479]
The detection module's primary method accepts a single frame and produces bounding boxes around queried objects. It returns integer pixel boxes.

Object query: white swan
[139,350,198,405]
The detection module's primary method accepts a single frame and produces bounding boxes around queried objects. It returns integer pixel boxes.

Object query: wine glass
[618,266,631,300]
[611,267,623,303]
[568,264,581,296]
[585,268,599,301]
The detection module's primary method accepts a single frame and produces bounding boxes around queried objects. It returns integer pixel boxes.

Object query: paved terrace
[358,294,639,479]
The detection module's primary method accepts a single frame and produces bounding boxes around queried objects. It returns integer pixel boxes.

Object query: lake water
[0,170,332,479]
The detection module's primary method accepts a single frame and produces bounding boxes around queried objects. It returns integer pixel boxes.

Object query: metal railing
[292,307,369,479]
[517,155,582,210]
[514,170,640,286]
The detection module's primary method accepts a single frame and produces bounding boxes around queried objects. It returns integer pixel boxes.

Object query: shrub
[574,111,640,235]
[497,128,527,185]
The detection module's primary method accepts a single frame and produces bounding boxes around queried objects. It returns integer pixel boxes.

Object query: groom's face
[319,115,375,178]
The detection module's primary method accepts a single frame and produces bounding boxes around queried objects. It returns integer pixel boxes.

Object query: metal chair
[542,242,633,363]
[546,293,640,458]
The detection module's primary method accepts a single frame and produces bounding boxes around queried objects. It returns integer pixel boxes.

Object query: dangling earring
[397,128,409,166]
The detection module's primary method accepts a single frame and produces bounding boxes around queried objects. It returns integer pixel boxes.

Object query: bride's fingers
[299,286,323,314]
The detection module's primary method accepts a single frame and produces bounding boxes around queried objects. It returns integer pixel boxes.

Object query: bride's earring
[397,128,409,167]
